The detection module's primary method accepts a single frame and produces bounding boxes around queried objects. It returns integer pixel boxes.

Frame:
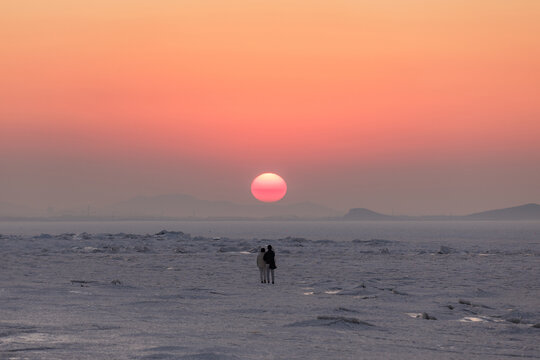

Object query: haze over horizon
[2,1,539,216]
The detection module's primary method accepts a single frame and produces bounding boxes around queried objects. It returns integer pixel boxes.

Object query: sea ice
[0,223,539,359]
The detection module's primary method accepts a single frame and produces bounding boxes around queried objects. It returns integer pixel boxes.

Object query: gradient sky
[1,0,539,215]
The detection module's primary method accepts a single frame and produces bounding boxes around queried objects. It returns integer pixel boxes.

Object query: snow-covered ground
[1,222,539,359]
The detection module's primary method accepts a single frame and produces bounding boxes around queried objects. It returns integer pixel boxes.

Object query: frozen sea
[1,220,539,359]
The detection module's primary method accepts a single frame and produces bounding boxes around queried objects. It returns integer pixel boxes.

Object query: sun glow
[251,173,287,203]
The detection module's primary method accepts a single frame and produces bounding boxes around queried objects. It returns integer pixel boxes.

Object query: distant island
[344,203,540,221]
[465,203,540,220]
[1,196,539,221]
[343,208,396,221]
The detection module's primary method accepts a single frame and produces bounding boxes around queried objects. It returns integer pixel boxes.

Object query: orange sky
[1,0,539,214]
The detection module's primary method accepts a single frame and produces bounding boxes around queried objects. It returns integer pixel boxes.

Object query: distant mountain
[3,198,538,221]
[342,203,540,221]
[105,194,341,219]
[465,203,540,220]
[343,208,396,220]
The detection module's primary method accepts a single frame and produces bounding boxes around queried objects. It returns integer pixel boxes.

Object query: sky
[1,0,539,216]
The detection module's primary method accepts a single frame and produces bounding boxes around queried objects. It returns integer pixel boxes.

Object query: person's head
[260,248,265,252]
[267,245,272,251]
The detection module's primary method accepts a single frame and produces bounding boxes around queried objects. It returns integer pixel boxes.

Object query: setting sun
[251,173,287,203]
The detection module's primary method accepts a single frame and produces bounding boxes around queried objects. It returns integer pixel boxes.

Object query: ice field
[1,221,539,359]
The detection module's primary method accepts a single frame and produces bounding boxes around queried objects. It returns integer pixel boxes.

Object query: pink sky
[1,1,539,215]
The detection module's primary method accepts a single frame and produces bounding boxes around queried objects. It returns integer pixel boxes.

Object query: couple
[256,245,276,284]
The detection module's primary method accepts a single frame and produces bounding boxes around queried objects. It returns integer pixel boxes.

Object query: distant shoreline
[1,203,539,222]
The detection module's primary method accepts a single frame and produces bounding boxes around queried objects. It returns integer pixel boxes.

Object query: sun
[251,173,287,202]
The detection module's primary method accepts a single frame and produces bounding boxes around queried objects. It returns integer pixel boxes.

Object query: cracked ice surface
[0,221,539,359]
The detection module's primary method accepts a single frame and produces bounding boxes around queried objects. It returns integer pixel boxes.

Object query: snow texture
[0,221,539,359]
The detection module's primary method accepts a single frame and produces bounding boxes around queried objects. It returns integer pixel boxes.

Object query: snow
[0,221,539,359]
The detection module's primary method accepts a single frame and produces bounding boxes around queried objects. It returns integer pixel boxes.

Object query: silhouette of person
[263,245,276,284]
[256,247,267,283]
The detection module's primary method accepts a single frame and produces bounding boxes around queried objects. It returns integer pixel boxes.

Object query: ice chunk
[353,238,397,246]
[438,245,456,254]
[288,316,374,329]
[177,353,241,360]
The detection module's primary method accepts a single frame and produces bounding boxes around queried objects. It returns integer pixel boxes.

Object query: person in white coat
[256,248,267,283]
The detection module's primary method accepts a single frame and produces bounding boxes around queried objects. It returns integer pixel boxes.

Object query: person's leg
[266,264,270,284]
[259,267,264,283]
[270,269,274,284]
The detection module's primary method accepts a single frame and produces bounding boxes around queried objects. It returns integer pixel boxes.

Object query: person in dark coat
[263,245,276,284]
